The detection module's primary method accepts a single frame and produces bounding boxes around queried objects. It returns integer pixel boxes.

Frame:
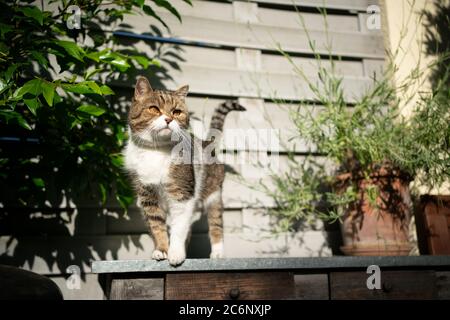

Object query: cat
[123,76,245,266]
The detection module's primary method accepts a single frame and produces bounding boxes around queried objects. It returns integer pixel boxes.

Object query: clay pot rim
[334,167,411,184]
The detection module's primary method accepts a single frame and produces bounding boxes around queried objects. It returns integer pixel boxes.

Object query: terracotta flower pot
[336,166,413,256]
[416,195,450,255]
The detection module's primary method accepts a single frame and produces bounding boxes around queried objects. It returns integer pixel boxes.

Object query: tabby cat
[123,76,245,266]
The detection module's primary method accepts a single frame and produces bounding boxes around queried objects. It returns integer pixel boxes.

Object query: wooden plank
[0,223,332,275]
[257,4,359,30]
[119,37,367,77]
[186,97,320,152]
[436,272,450,300]
[363,59,385,78]
[110,278,164,300]
[261,52,365,77]
[330,271,437,300]
[294,274,329,299]
[121,12,384,59]
[91,256,450,274]
[164,0,360,31]
[223,210,244,233]
[250,0,375,12]
[165,272,295,299]
[116,64,374,102]
[112,42,374,101]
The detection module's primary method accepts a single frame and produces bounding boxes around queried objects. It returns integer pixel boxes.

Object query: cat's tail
[207,100,246,140]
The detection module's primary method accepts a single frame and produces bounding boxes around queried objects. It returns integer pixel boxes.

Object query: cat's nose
[165,117,172,125]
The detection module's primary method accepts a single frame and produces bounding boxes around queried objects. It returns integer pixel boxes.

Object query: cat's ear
[175,85,189,98]
[134,76,152,99]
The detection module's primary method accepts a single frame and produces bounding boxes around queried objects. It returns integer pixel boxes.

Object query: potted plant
[261,48,449,256]
[411,85,450,255]
[413,0,450,255]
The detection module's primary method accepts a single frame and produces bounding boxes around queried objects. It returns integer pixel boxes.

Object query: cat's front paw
[168,246,186,266]
[152,249,167,261]
[210,251,223,259]
[210,242,224,259]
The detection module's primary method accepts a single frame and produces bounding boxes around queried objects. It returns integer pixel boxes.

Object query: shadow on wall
[422,0,450,88]
[0,24,190,280]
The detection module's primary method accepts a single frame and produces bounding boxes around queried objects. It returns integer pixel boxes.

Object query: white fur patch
[124,139,171,185]
[210,242,224,259]
[168,245,186,266]
[204,190,221,208]
[152,249,167,260]
[167,199,196,266]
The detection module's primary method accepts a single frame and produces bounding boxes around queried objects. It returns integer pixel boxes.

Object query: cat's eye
[147,105,160,113]
[172,109,182,116]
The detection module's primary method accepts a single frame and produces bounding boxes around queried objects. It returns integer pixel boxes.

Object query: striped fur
[124,77,245,265]
[207,100,247,139]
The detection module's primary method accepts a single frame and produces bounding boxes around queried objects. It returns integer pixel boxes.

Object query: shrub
[0,0,190,210]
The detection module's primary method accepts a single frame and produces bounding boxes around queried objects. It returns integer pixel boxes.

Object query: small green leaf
[62,82,93,94]
[0,42,9,56]
[18,79,43,97]
[0,78,6,93]
[131,55,150,68]
[31,51,48,69]
[17,116,32,130]
[0,23,13,38]
[32,178,45,188]
[79,142,95,151]
[99,183,107,204]
[24,98,40,115]
[84,68,102,80]
[98,51,131,72]
[109,57,130,72]
[133,0,145,7]
[86,81,102,95]
[19,7,44,26]
[41,81,55,106]
[98,50,113,61]
[100,85,115,95]
[116,193,134,210]
[55,40,84,61]
[110,154,124,167]
[53,92,62,104]
[0,110,32,130]
[4,64,18,82]
[150,59,161,67]
[76,104,106,116]
[115,128,126,144]
[69,115,81,129]
[85,51,100,62]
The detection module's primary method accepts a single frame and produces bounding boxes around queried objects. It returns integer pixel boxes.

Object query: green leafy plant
[0,0,190,210]
[262,9,449,233]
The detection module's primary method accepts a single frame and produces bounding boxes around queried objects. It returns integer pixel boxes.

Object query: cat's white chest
[124,142,171,185]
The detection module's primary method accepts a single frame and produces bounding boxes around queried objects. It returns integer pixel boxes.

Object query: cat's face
[128,76,189,141]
